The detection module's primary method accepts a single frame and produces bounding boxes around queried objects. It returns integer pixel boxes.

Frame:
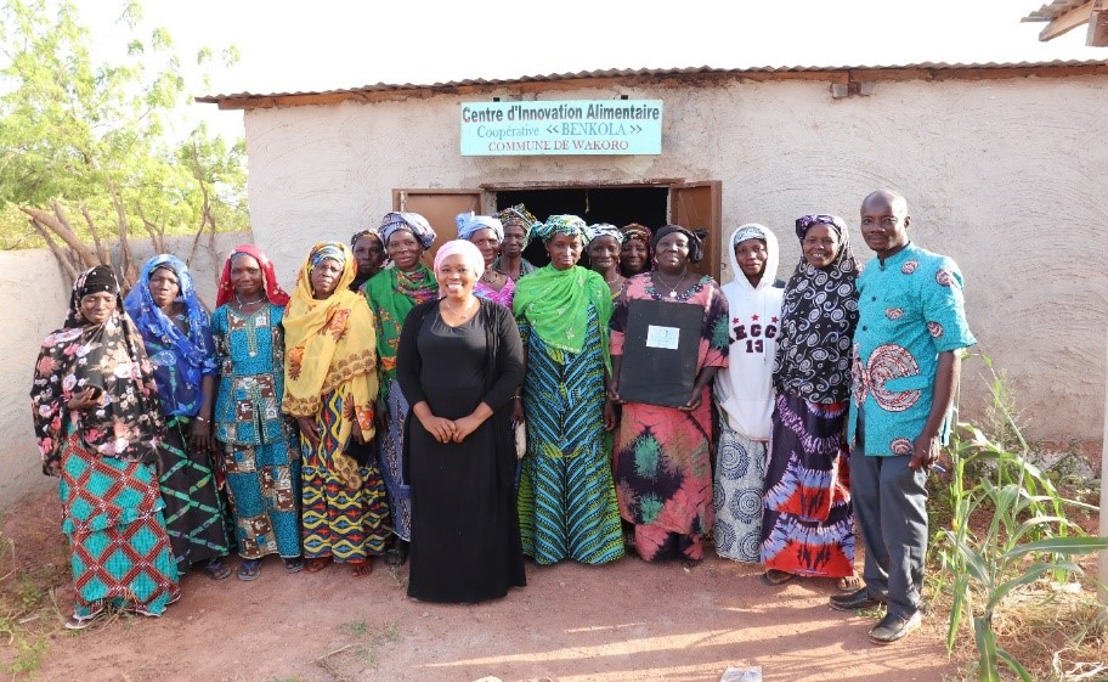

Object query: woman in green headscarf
[513,215,624,565]
[364,211,438,565]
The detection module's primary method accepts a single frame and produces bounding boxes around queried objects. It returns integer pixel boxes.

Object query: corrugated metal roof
[197,59,1108,106]
[1023,0,1090,22]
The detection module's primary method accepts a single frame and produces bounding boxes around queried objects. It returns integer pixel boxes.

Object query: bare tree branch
[186,140,221,276]
[79,204,111,266]
[20,206,99,267]
[108,184,137,290]
[28,217,79,283]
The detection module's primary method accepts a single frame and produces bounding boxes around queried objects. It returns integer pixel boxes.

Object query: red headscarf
[216,244,290,307]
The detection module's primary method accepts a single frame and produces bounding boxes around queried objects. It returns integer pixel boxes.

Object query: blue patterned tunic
[212,303,302,559]
[848,243,976,455]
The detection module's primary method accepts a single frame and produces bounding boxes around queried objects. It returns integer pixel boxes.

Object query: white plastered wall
[239,74,1107,445]
[0,233,249,508]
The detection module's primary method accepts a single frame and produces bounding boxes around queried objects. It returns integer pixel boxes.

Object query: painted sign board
[460,100,663,156]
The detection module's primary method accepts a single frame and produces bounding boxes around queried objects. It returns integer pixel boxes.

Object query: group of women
[33,203,862,629]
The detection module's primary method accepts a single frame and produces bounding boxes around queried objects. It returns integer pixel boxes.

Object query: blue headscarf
[310,242,346,268]
[123,254,217,418]
[456,211,504,241]
[379,212,437,250]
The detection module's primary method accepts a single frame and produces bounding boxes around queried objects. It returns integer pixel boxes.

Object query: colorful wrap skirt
[58,437,180,618]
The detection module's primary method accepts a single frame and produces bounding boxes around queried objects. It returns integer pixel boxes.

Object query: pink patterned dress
[475,277,516,309]
[610,272,729,561]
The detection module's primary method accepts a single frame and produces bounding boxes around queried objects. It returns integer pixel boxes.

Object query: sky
[75,0,1105,139]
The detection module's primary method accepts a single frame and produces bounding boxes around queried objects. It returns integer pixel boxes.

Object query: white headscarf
[715,223,783,440]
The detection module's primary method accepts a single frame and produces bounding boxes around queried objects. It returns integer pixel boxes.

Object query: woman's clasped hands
[415,403,486,444]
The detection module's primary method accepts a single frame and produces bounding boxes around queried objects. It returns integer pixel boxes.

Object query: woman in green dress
[513,215,624,565]
[364,212,438,565]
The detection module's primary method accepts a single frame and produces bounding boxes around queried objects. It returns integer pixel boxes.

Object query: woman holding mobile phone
[31,266,180,629]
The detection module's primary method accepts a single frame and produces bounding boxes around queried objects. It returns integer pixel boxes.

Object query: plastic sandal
[237,559,262,581]
[283,558,305,574]
[351,560,374,579]
[203,559,233,581]
[65,605,106,631]
[837,574,863,592]
[304,557,331,573]
[761,569,797,586]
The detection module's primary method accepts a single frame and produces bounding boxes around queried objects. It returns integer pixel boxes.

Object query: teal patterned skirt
[58,437,180,618]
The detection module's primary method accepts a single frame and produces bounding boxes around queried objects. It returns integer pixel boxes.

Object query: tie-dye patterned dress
[610,273,729,562]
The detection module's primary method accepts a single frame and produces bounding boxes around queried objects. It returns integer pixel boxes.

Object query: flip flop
[304,557,331,574]
[837,575,863,592]
[237,559,262,581]
[283,558,305,574]
[761,570,797,586]
[203,559,233,581]
[65,605,106,631]
[351,559,374,579]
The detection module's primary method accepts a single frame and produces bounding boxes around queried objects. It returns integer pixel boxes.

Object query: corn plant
[937,424,1107,681]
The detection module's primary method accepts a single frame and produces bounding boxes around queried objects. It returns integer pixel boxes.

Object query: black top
[395,298,526,603]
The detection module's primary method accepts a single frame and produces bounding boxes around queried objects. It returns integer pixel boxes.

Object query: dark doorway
[496,186,667,266]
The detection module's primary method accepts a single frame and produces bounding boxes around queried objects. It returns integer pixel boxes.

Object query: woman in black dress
[396,239,526,603]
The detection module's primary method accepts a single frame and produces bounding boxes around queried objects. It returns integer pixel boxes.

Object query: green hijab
[364,265,438,392]
[513,264,613,364]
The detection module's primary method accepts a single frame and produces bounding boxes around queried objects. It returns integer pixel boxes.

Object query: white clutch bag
[514,420,527,459]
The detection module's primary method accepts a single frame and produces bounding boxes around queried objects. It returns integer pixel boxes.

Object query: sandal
[65,605,106,631]
[304,557,331,574]
[203,559,233,581]
[837,574,863,592]
[283,558,305,574]
[384,541,409,567]
[237,559,262,581]
[351,559,374,579]
[761,569,797,586]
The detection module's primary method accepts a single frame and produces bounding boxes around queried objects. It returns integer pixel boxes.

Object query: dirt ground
[3,484,961,682]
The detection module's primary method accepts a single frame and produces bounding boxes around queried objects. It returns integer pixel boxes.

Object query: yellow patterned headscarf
[282,242,379,486]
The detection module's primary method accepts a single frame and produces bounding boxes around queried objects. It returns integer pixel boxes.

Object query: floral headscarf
[773,213,859,404]
[31,266,164,474]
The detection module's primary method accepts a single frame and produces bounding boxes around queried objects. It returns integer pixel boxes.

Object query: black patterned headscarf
[772,214,859,403]
[31,266,164,475]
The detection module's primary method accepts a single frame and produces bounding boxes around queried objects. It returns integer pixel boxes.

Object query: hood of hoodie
[716,223,782,440]
[724,223,780,293]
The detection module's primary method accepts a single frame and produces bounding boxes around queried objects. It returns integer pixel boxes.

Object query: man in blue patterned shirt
[830,189,976,644]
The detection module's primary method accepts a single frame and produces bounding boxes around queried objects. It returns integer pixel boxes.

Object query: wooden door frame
[669,181,723,282]
[393,180,723,279]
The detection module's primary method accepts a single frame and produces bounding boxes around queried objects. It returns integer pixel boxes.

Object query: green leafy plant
[0,0,248,285]
[935,357,1107,681]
